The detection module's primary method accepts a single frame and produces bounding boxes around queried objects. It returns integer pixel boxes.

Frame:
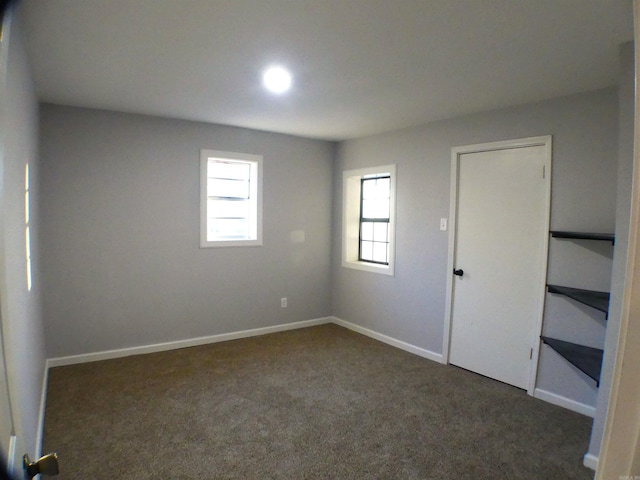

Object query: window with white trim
[200,149,263,248]
[342,165,396,275]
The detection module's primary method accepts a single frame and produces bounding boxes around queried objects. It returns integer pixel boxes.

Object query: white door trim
[443,135,552,395]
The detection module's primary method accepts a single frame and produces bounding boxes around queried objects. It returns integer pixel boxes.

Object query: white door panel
[449,144,549,390]
[0,10,18,472]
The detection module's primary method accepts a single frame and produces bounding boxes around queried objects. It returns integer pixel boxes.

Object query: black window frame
[358,175,391,265]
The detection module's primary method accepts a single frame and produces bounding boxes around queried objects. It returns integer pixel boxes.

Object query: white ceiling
[21,0,634,141]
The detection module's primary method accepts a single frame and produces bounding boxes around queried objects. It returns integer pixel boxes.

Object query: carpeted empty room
[43,324,593,479]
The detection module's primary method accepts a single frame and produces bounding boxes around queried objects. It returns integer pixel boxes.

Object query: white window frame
[342,164,396,276]
[200,149,263,248]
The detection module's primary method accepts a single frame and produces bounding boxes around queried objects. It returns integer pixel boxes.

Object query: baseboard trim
[47,316,444,368]
[45,318,601,425]
[47,317,333,367]
[7,435,16,476]
[582,452,598,471]
[533,388,596,418]
[331,316,444,364]
[35,363,49,458]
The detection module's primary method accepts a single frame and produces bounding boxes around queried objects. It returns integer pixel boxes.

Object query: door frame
[442,135,552,395]
[0,8,18,473]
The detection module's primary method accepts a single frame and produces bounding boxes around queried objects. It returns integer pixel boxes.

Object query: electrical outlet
[281,297,287,308]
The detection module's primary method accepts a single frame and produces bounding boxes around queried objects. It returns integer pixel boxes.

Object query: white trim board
[35,365,49,458]
[582,453,598,471]
[331,317,444,364]
[7,435,16,477]
[533,388,596,418]
[47,317,443,368]
[47,317,332,368]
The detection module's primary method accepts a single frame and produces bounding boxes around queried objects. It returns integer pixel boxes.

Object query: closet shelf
[550,230,615,245]
[541,336,603,385]
[547,284,610,316]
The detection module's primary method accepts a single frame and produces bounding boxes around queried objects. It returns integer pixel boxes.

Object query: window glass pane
[361,198,372,218]
[208,178,249,199]
[376,177,390,198]
[208,199,249,219]
[373,222,388,242]
[360,240,373,261]
[208,218,248,240]
[362,198,390,219]
[208,161,250,181]
[361,222,374,241]
[361,179,376,200]
[362,176,390,199]
[372,242,388,263]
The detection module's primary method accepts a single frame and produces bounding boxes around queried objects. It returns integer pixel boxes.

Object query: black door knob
[453,268,464,277]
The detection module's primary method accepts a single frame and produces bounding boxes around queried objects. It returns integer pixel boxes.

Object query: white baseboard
[7,435,16,476]
[35,364,49,458]
[583,452,598,471]
[331,316,444,364]
[42,316,601,468]
[533,388,596,418]
[44,319,602,425]
[47,316,444,369]
[47,317,333,368]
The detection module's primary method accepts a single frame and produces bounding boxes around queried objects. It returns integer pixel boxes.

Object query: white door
[0,326,15,469]
[448,138,550,390]
[0,11,18,473]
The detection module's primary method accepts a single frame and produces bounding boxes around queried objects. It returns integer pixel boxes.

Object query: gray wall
[332,89,618,407]
[1,6,46,459]
[587,42,635,461]
[39,105,334,357]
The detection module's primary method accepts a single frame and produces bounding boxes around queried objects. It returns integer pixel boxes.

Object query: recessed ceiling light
[262,66,292,94]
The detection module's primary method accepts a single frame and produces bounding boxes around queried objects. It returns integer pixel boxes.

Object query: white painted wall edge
[583,452,598,471]
[331,316,445,364]
[35,365,49,458]
[533,388,596,418]
[47,317,333,368]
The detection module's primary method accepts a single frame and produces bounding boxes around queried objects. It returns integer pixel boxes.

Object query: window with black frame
[358,175,391,265]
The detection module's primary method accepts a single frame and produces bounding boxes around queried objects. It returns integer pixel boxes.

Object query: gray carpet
[42,324,594,479]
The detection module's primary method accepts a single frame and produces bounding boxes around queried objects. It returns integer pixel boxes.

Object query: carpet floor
[42,324,594,479]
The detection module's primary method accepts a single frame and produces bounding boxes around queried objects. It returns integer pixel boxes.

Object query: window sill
[342,260,394,276]
[200,239,262,248]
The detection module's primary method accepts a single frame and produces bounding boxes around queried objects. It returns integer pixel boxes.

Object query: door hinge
[529,348,533,359]
[24,453,59,479]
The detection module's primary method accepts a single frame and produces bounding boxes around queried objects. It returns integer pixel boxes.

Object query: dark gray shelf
[550,230,615,245]
[541,336,603,385]
[547,284,610,316]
